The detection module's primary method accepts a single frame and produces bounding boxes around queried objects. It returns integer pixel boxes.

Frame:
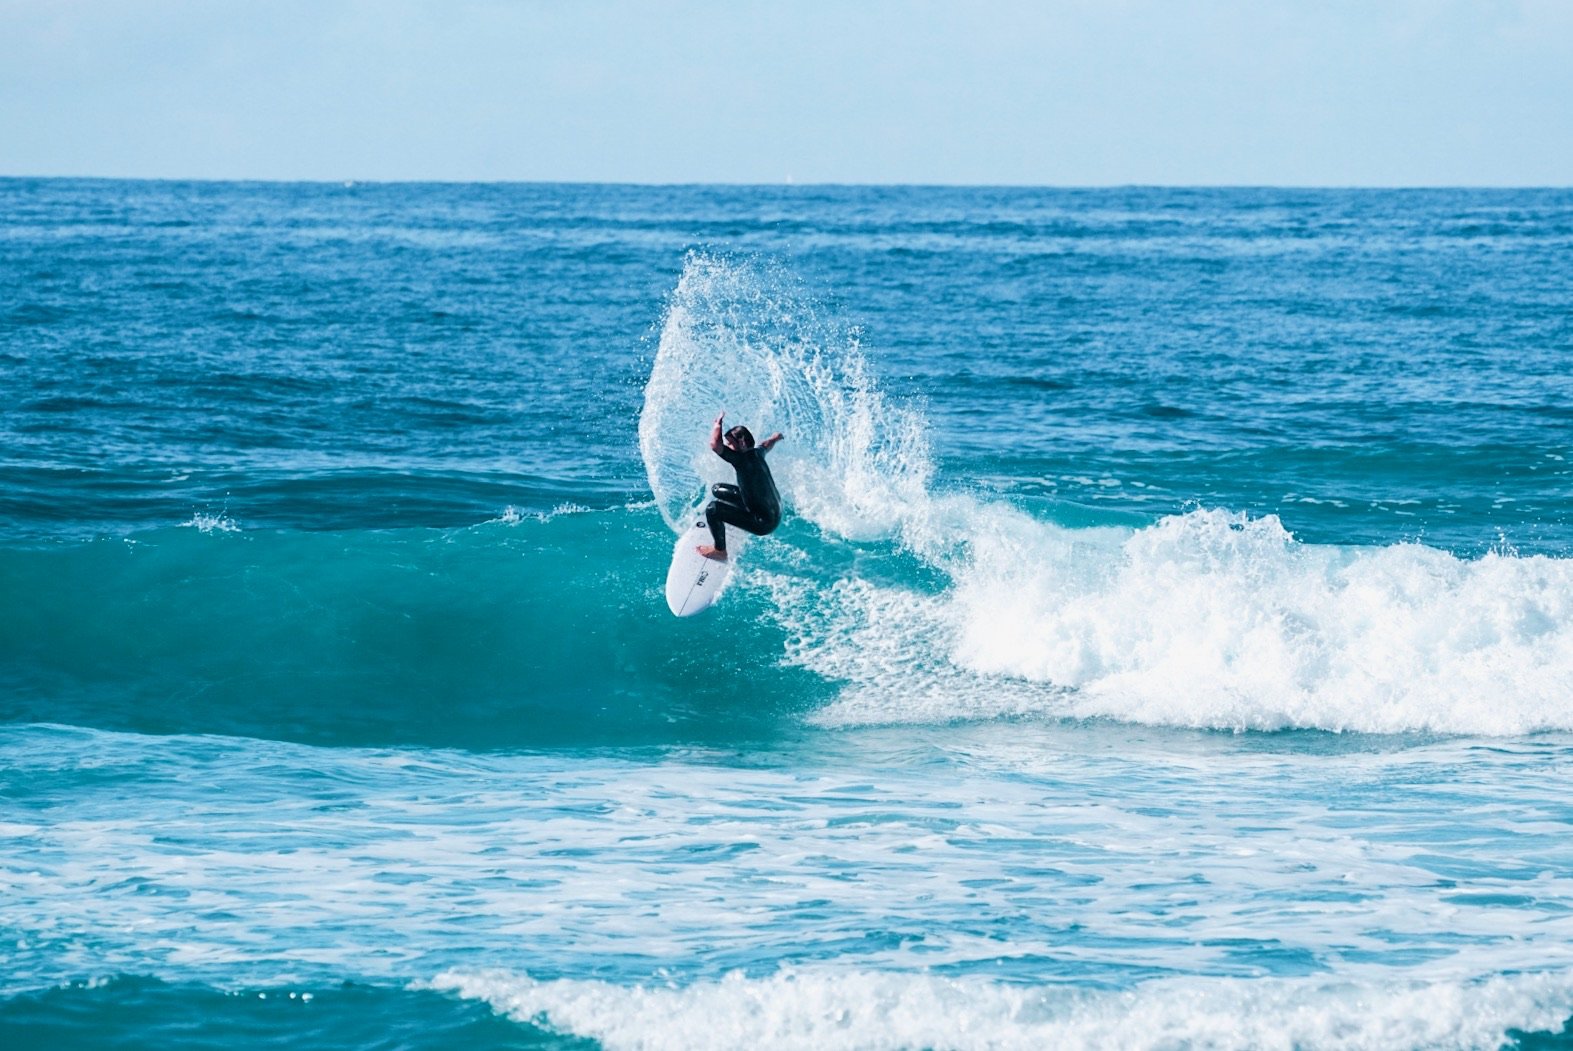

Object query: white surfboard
[665,517,734,617]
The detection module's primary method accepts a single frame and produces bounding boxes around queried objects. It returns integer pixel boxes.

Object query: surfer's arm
[758,432,784,452]
[710,413,743,463]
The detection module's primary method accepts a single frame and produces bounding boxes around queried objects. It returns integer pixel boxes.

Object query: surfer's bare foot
[697,545,728,562]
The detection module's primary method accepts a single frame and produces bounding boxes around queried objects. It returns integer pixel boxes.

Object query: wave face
[0,511,824,749]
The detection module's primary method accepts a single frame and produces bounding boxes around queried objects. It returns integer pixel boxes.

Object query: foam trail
[429,968,1573,1051]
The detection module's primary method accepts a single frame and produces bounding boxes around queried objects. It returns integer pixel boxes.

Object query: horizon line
[2,173,1569,193]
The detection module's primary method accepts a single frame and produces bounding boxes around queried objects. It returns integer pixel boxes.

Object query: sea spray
[639,253,931,538]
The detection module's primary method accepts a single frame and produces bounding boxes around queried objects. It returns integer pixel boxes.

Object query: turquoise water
[5,179,1573,1049]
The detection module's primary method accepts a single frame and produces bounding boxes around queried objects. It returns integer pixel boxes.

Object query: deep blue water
[4,179,1573,1049]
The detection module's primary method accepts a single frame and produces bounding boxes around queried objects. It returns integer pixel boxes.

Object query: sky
[2,0,1570,186]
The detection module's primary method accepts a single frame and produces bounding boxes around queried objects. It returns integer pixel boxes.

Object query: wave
[13,257,1573,745]
[14,968,1572,1051]
[430,966,1573,1051]
[27,490,1573,743]
[635,256,1573,737]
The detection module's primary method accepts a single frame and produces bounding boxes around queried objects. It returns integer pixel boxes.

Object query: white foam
[782,500,1573,735]
[957,508,1573,735]
[15,724,1573,1029]
[428,967,1573,1051]
[759,569,1065,727]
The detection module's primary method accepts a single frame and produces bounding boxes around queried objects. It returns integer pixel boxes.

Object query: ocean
[4,178,1573,1049]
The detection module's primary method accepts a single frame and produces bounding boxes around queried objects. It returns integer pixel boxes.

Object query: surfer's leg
[704,485,742,546]
[704,502,729,552]
[701,494,751,560]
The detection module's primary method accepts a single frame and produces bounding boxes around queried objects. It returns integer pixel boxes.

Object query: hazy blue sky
[3,0,1570,185]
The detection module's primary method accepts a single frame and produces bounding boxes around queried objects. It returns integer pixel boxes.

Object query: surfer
[697,412,783,562]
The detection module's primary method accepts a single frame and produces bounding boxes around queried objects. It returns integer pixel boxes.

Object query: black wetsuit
[705,444,781,552]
